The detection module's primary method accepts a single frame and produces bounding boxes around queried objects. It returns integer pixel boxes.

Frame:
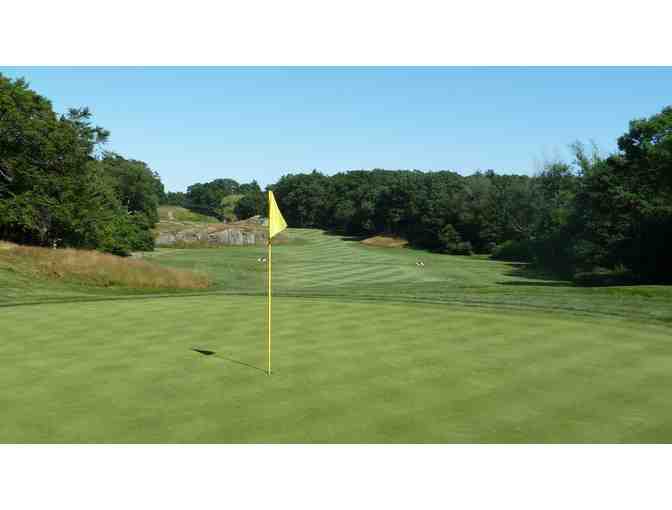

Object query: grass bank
[158,205,219,223]
[0,244,209,290]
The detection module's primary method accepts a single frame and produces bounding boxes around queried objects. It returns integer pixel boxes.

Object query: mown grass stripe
[3,295,672,442]
[2,228,672,442]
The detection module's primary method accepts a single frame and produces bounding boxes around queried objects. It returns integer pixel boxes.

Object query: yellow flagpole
[267,238,272,375]
[266,190,285,377]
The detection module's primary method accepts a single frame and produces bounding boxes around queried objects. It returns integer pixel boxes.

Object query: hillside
[158,205,220,223]
[154,214,271,247]
[0,242,209,299]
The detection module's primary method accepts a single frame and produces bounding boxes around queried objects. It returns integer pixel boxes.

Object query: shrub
[455,241,473,255]
[98,213,155,256]
[573,266,640,287]
[491,239,534,262]
[438,224,472,255]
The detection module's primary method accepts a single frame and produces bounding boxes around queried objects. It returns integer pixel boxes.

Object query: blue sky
[2,67,671,191]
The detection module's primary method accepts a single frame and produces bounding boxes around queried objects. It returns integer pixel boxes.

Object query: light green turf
[2,296,671,442]
[158,205,219,223]
[1,229,672,442]
[144,229,672,324]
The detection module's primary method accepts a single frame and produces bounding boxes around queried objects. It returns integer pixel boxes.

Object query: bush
[438,224,472,255]
[235,193,264,220]
[98,213,155,256]
[454,241,473,255]
[573,266,640,286]
[491,239,534,262]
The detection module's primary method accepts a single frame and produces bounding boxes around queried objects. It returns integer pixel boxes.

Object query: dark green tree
[162,191,187,207]
[571,108,672,281]
[97,152,163,225]
[272,171,331,227]
[0,74,161,255]
[185,178,240,219]
[0,74,110,247]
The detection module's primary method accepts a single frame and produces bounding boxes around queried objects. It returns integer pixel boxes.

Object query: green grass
[219,194,244,221]
[158,205,219,223]
[0,243,209,290]
[144,229,672,324]
[2,228,672,442]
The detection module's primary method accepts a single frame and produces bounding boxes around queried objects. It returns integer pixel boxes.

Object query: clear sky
[2,67,671,191]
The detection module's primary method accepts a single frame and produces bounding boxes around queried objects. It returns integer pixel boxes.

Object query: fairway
[2,229,672,442]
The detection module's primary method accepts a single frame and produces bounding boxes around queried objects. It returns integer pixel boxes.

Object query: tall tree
[97,151,163,225]
[572,108,672,281]
[0,74,160,255]
[0,74,108,247]
[185,178,240,219]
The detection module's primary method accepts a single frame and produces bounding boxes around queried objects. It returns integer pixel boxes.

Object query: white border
[1,445,670,509]
[3,2,672,509]
[2,1,671,65]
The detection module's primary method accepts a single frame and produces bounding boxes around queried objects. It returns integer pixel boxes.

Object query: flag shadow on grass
[191,348,267,374]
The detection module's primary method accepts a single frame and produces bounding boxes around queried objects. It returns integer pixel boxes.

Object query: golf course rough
[1,229,672,442]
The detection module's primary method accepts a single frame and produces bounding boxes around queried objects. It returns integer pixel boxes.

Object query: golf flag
[268,191,287,239]
[266,190,286,375]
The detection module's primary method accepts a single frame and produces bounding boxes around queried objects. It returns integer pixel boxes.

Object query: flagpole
[267,237,272,376]
[266,190,286,377]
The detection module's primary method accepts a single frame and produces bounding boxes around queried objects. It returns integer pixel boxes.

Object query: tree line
[162,179,265,221]
[2,73,670,283]
[265,108,671,284]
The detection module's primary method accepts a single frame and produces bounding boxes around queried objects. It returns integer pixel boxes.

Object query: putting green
[2,295,671,442]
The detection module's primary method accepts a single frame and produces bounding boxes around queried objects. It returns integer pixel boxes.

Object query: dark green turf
[1,229,672,442]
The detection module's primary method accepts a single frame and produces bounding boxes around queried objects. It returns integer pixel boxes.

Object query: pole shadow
[191,348,267,374]
[192,348,215,356]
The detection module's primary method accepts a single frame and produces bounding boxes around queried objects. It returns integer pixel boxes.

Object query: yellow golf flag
[266,190,286,375]
[268,191,287,239]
